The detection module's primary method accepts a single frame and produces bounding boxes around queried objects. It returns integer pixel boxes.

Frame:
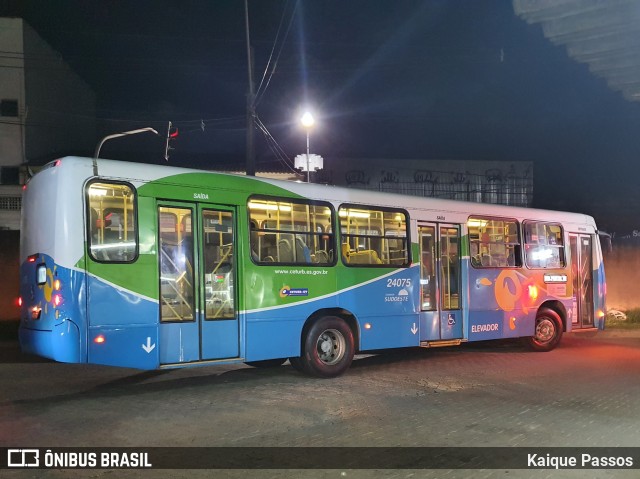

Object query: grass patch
[606,308,640,329]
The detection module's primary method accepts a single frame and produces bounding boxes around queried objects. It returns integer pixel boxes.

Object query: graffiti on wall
[340,163,532,207]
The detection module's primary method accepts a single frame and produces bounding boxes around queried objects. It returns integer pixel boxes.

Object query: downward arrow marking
[142,337,156,353]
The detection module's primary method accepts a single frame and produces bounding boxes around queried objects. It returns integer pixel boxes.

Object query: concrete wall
[0,18,96,231]
[0,18,25,166]
[22,21,96,161]
[320,158,534,207]
[0,185,22,231]
[604,247,640,311]
[0,18,96,166]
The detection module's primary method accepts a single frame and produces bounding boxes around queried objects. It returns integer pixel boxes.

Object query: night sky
[6,0,640,233]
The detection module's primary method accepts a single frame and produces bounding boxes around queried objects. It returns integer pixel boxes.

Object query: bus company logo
[8,449,39,467]
[279,286,309,298]
[385,289,409,303]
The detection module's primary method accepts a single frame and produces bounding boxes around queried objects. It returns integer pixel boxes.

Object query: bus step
[419,339,463,348]
[159,357,244,369]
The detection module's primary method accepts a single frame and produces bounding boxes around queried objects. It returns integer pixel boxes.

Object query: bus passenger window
[248,197,334,265]
[468,216,521,268]
[87,182,137,262]
[339,206,409,267]
[524,222,565,269]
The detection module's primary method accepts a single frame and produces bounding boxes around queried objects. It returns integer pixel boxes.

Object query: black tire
[244,358,287,368]
[300,316,354,378]
[522,308,563,352]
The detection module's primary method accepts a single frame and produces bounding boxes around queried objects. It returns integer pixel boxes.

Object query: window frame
[523,220,566,269]
[338,203,411,268]
[85,180,139,264]
[247,195,336,266]
[468,215,521,269]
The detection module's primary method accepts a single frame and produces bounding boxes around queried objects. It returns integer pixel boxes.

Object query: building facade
[0,17,96,230]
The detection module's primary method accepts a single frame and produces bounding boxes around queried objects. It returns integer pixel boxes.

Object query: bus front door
[158,203,239,365]
[569,234,594,329]
[418,223,463,341]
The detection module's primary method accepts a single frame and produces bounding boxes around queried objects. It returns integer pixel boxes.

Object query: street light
[300,111,315,183]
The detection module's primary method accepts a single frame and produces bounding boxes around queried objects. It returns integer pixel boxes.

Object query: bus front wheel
[523,308,563,352]
[300,316,354,378]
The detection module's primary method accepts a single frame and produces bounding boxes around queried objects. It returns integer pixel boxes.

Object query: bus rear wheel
[523,308,563,352]
[300,316,354,378]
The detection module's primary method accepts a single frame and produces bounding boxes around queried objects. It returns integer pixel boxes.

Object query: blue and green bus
[19,157,606,377]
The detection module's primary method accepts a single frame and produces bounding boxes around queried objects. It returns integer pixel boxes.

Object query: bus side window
[87,182,138,263]
[339,206,409,267]
[248,198,334,265]
[468,216,521,268]
[524,222,565,269]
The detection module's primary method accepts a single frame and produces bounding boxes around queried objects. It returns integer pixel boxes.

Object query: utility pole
[244,0,256,176]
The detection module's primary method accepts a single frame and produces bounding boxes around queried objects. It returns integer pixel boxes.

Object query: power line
[253,114,299,175]
[254,0,298,107]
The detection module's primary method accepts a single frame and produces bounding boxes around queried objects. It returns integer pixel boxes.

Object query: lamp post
[300,111,315,183]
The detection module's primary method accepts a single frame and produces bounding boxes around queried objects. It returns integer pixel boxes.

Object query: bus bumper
[19,319,81,363]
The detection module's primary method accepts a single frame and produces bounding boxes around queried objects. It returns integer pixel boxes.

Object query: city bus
[19,157,606,377]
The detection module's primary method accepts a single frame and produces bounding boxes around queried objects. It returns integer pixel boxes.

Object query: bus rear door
[418,223,463,342]
[158,203,240,365]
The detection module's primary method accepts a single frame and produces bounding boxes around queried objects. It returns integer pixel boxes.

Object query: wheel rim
[534,318,556,344]
[315,329,346,365]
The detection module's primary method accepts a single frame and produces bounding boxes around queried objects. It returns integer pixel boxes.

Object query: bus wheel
[245,358,287,368]
[301,316,354,378]
[523,308,563,352]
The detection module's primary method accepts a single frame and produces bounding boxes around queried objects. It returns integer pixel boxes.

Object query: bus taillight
[53,294,62,307]
[16,297,22,307]
[27,254,38,263]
